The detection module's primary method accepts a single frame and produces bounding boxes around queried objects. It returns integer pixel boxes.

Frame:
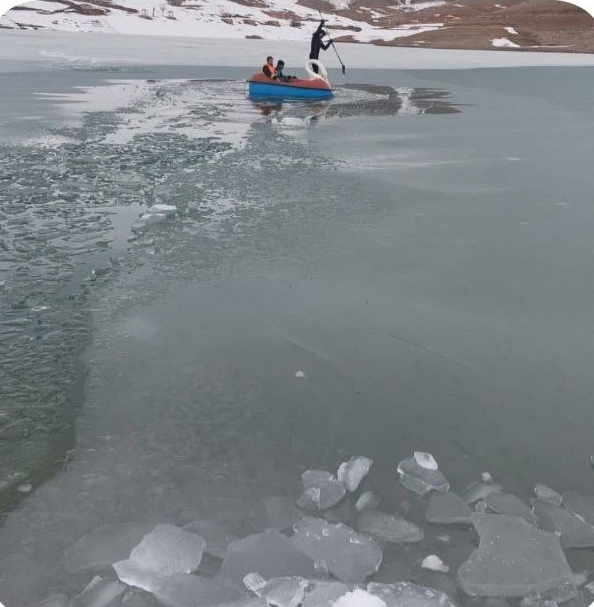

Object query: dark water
[1,60,594,604]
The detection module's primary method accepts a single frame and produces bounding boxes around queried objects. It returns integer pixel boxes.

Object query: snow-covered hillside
[1,0,446,41]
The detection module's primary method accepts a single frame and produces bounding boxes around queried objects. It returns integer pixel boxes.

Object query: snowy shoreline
[2,29,594,72]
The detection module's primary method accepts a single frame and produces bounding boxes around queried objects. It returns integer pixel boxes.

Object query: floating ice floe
[71,576,126,607]
[356,491,381,513]
[482,472,494,482]
[334,589,386,607]
[302,581,352,607]
[358,510,424,543]
[397,454,449,496]
[484,493,539,526]
[367,582,458,607]
[460,482,502,504]
[413,452,438,471]
[535,485,563,507]
[295,370,306,380]
[65,522,155,574]
[132,213,167,232]
[337,456,374,493]
[218,529,316,585]
[530,499,594,549]
[458,514,576,599]
[563,492,594,526]
[114,560,242,607]
[128,524,206,576]
[149,204,177,216]
[250,497,301,532]
[183,520,238,559]
[245,575,309,607]
[297,470,346,511]
[425,492,472,525]
[291,517,383,583]
[421,555,449,574]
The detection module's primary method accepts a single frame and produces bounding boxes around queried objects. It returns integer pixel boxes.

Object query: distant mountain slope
[1,0,593,52]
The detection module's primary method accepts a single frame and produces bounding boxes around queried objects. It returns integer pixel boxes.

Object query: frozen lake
[2,31,594,607]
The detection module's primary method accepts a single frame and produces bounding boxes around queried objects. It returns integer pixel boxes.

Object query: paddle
[317,9,346,75]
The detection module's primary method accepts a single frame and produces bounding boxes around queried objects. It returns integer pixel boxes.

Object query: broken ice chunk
[150,204,177,216]
[129,524,206,575]
[535,485,563,507]
[132,213,166,231]
[413,452,438,471]
[397,456,449,496]
[460,482,502,504]
[425,492,472,525]
[114,560,242,607]
[183,520,237,559]
[302,581,351,607]
[34,596,69,607]
[482,472,493,483]
[484,493,539,526]
[337,457,374,493]
[217,529,316,585]
[356,492,381,513]
[421,555,449,573]
[563,492,594,526]
[531,500,594,549]
[367,582,458,607]
[253,577,309,607]
[358,511,423,543]
[457,514,576,598]
[250,497,301,532]
[244,573,267,594]
[297,477,346,511]
[334,589,386,607]
[71,576,126,607]
[302,470,335,489]
[291,517,383,583]
[65,522,155,574]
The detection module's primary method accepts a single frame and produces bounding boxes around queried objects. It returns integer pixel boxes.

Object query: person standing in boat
[309,20,331,73]
[262,56,277,79]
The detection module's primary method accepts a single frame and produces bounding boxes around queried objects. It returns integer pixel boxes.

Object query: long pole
[318,9,346,75]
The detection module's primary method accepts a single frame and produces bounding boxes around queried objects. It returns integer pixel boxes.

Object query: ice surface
[530,500,594,549]
[71,576,126,607]
[484,493,539,526]
[250,497,301,532]
[297,479,346,511]
[129,524,206,576]
[535,485,563,507]
[458,514,576,598]
[413,452,438,471]
[251,577,309,607]
[333,589,386,607]
[397,457,449,496]
[425,492,472,525]
[460,482,502,504]
[65,522,156,574]
[132,213,167,231]
[356,492,381,513]
[291,517,383,583]
[563,492,594,526]
[421,555,449,573]
[358,511,424,543]
[114,560,242,607]
[218,529,316,585]
[302,581,351,607]
[35,595,69,607]
[337,457,374,493]
[183,520,237,560]
[367,582,458,607]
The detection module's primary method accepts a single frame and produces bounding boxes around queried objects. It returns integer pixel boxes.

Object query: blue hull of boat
[248,81,333,100]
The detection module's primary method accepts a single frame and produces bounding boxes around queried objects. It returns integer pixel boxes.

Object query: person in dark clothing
[309,20,331,73]
[262,56,277,79]
[276,60,294,82]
